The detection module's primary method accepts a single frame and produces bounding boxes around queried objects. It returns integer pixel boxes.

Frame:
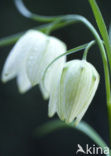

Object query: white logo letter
[76,144,85,154]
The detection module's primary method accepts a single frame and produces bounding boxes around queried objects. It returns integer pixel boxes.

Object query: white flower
[56,60,100,125]
[2,30,66,97]
[26,32,67,116]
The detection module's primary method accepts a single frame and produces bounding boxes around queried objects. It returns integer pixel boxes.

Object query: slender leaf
[34,120,111,156]
[108,23,111,44]
[88,0,111,70]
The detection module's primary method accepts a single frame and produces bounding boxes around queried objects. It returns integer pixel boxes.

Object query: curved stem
[64,16,111,142]
[34,120,111,156]
[88,0,111,147]
[42,42,89,92]
[0,22,70,47]
[0,19,79,47]
[83,40,96,60]
[14,0,62,22]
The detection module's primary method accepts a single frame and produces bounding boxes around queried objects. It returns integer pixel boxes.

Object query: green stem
[83,40,96,60]
[88,0,111,147]
[14,0,62,22]
[53,16,111,141]
[42,42,89,92]
[65,16,111,147]
[0,19,77,47]
[34,120,111,156]
[0,22,69,47]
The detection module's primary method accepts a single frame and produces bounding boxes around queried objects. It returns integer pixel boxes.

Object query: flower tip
[48,113,53,118]
[18,86,31,94]
[48,110,56,118]
[43,95,49,100]
[1,73,9,83]
[1,79,7,84]
[29,79,39,87]
[1,69,16,83]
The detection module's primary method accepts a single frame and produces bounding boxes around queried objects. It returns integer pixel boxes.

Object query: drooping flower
[26,32,66,116]
[2,30,66,97]
[55,60,99,125]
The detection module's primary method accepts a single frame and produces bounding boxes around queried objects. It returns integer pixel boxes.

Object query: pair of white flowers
[2,30,99,125]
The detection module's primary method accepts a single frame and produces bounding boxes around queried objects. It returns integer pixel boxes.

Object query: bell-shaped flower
[2,29,66,97]
[56,60,100,125]
[26,33,66,100]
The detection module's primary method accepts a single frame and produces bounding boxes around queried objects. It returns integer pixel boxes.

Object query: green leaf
[34,119,111,156]
[88,0,111,71]
[108,23,111,44]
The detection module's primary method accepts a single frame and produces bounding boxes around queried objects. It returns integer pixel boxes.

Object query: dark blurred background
[0,0,111,156]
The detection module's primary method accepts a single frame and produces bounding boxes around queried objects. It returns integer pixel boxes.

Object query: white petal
[57,60,81,121]
[75,66,100,125]
[17,69,31,93]
[40,37,66,99]
[27,36,66,87]
[57,60,99,124]
[48,62,64,117]
[2,30,46,83]
[26,35,49,86]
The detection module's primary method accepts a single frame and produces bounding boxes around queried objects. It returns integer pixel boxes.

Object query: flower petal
[17,69,31,93]
[2,30,46,83]
[27,36,66,86]
[57,60,99,124]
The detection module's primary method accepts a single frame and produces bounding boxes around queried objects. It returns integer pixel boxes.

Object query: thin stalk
[14,0,62,22]
[83,40,96,60]
[42,42,89,92]
[0,22,67,47]
[0,20,77,47]
[66,15,111,134]
[88,0,111,147]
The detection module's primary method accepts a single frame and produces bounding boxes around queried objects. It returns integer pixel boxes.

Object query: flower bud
[56,60,100,125]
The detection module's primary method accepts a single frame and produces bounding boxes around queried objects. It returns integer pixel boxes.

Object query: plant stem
[42,42,89,91]
[0,20,76,47]
[83,40,96,60]
[67,15,111,114]
[88,0,111,147]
